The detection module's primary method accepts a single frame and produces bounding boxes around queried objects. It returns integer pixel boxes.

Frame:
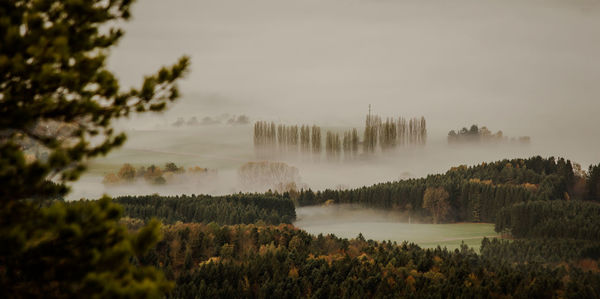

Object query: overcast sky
[106,0,600,164]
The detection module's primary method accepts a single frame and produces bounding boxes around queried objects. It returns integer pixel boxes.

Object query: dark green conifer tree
[0,1,189,296]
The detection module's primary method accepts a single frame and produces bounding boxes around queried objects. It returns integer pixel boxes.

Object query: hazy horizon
[106,0,598,163]
[67,0,600,200]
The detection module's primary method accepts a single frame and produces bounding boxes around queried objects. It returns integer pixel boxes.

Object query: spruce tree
[587,164,600,201]
[0,1,189,296]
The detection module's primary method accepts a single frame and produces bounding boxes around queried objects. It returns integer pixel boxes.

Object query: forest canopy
[448,124,530,144]
[114,193,296,225]
[127,222,600,299]
[2,0,599,298]
[297,156,581,223]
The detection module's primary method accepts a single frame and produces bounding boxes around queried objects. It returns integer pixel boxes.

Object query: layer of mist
[294,205,497,249]
[69,123,583,201]
[109,0,600,136]
[69,0,600,200]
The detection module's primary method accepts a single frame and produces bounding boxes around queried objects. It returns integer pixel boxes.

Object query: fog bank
[294,205,497,249]
[68,0,600,199]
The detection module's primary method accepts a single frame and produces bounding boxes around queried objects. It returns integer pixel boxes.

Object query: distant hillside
[297,156,581,223]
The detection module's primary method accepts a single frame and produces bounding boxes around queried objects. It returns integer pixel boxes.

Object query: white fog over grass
[68,0,600,246]
[69,124,593,200]
[294,205,497,249]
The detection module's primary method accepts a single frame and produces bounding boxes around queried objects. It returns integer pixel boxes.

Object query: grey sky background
[106,0,600,166]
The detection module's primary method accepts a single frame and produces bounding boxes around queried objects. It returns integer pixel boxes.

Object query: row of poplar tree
[364,115,427,152]
[254,122,323,154]
[253,114,427,159]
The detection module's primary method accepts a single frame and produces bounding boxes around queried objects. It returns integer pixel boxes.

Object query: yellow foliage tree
[117,163,136,182]
[422,187,451,224]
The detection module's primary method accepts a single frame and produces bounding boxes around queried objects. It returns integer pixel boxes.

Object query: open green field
[294,206,498,250]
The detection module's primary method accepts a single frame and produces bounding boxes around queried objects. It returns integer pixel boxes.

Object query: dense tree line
[300,125,311,152]
[297,156,578,223]
[277,124,299,152]
[103,162,215,186]
[481,238,600,264]
[364,113,426,153]
[379,118,397,150]
[587,163,600,201]
[448,124,530,144]
[342,128,360,158]
[114,194,296,225]
[132,223,600,299]
[253,121,277,149]
[363,112,380,153]
[254,112,426,159]
[495,200,600,240]
[325,131,341,160]
[483,198,600,272]
[324,128,359,161]
[311,125,322,155]
[110,156,600,298]
[254,122,324,157]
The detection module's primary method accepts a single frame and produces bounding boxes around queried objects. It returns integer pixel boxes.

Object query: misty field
[76,126,506,250]
[294,205,498,250]
[69,125,584,252]
[71,124,543,200]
